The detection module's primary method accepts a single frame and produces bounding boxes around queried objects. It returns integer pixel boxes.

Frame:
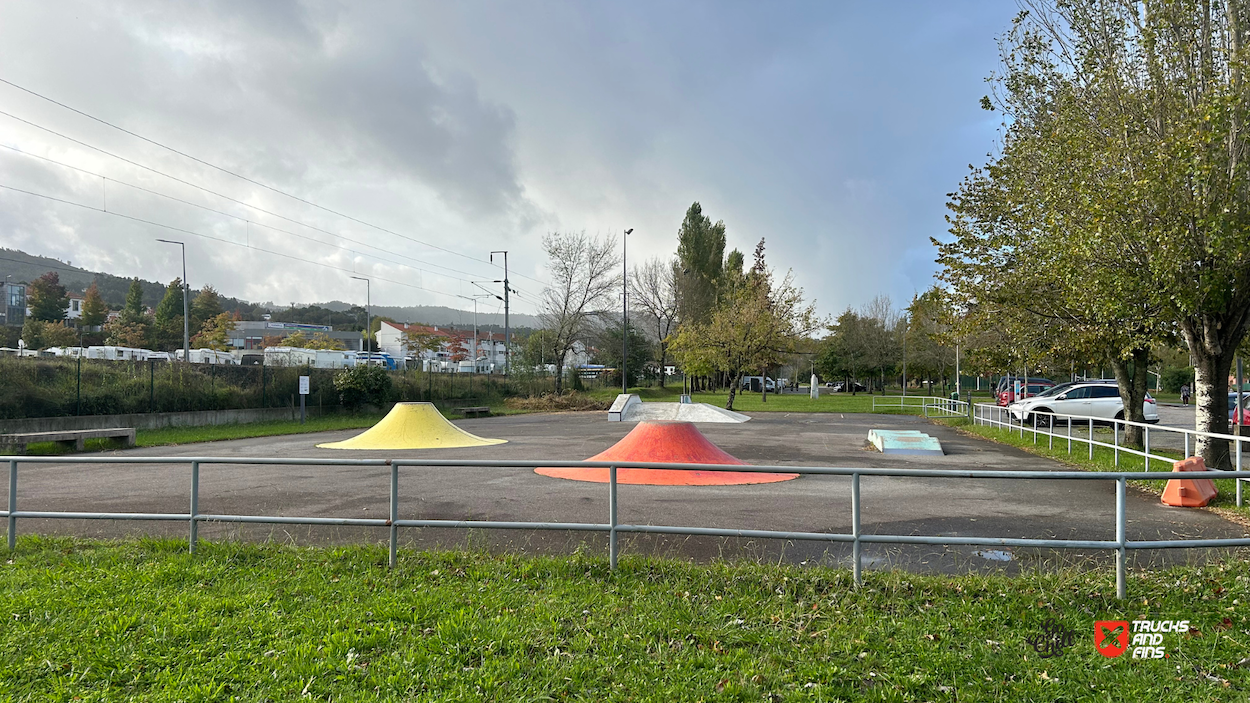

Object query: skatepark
[6,401,1246,575]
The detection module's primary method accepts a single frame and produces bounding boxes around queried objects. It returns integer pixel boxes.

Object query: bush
[1162,366,1194,393]
[333,364,392,409]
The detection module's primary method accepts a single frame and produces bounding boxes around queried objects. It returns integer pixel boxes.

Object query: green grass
[935,418,1250,518]
[0,538,1247,701]
[589,386,996,414]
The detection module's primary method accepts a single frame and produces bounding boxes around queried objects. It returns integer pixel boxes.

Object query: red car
[995,377,1055,406]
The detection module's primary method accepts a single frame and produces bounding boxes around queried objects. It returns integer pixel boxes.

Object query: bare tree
[630,257,680,387]
[539,231,621,393]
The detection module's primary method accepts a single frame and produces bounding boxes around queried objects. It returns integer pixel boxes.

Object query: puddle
[972,549,1014,562]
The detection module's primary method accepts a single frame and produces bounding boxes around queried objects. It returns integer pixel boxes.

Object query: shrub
[333,364,392,409]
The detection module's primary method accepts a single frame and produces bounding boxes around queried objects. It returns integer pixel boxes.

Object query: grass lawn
[1,538,1247,701]
[589,385,997,414]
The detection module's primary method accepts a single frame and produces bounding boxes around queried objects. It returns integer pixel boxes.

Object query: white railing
[973,403,1247,507]
[871,395,971,417]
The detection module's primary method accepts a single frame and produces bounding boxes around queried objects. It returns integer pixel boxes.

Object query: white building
[377,321,511,372]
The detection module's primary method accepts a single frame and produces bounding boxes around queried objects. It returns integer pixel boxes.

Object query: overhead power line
[0,76,548,287]
[0,181,474,304]
[0,142,504,288]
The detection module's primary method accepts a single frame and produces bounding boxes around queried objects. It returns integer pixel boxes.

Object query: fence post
[1032,412,1037,444]
[1088,418,1094,460]
[1116,477,1127,600]
[851,472,862,587]
[1144,426,1150,472]
[1184,431,1190,458]
[1048,412,1053,450]
[7,460,15,552]
[1113,421,1119,467]
[189,461,199,554]
[609,465,619,570]
[389,462,398,568]
[1237,437,1243,508]
[1067,417,1072,454]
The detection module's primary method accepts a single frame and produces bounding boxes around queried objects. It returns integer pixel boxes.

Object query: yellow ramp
[318,402,506,450]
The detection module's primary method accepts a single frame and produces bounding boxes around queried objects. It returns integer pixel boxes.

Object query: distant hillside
[316,300,541,330]
[0,248,262,315]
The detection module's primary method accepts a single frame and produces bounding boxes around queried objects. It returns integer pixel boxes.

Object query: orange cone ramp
[536,421,798,485]
[1161,456,1218,507]
[317,402,506,450]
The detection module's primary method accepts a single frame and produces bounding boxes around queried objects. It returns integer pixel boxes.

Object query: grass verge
[934,418,1250,520]
[588,386,996,414]
[1,537,1247,701]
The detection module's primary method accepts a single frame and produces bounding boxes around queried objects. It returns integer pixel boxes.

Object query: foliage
[590,320,654,387]
[674,202,727,326]
[191,313,236,351]
[333,364,393,408]
[279,330,346,350]
[103,317,150,348]
[669,239,819,410]
[79,282,108,328]
[25,271,69,322]
[539,231,620,394]
[517,329,559,370]
[20,318,77,350]
[903,288,957,393]
[189,285,221,331]
[152,278,187,351]
[400,327,444,356]
[121,278,145,323]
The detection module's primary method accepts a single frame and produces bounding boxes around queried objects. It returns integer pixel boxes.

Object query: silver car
[1009,381,1160,426]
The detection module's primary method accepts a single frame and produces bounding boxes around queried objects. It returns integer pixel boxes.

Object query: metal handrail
[974,402,1248,507]
[6,455,1250,599]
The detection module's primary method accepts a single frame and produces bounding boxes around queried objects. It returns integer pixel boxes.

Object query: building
[0,281,25,327]
[377,321,510,371]
[65,293,84,321]
[226,320,360,350]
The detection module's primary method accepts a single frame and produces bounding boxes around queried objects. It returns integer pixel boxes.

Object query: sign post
[298,375,309,424]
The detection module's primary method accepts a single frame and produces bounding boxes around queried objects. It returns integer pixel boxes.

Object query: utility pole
[491,251,511,375]
[622,228,633,394]
[156,239,189,360]
[350,276,370,353]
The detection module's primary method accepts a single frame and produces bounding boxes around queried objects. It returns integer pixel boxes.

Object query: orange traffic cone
[1161,456,1218,507]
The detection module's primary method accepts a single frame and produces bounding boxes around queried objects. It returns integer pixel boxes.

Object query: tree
[904,288,957,395]
[518,329,559,371]
[152,278,186,351]
[539,231,620,394]
[190,285,222,331]
[334,364,392,409]
[936,2,1250,454]
[399,327,444,359]
[591,319,654,387]
[80,282,108,328]
[670,240,819,410]
[674,202,727,326]
[121,278,145,324]
[816,309,876,395]
[21,319,77,349]
[26,272,69,322]
[630,257,680,387]
[191,312,236,350]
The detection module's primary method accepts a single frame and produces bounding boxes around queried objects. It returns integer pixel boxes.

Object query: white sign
[299,375,310,395]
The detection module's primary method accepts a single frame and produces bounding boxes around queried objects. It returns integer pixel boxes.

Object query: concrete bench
[459,406,491,418]
[0,428,136,455]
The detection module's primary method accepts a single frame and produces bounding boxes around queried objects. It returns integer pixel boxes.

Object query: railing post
[7,460,15,552]
[1184,431,1190,458]
[1088,418,1094,460]
[1237,438,1243,508]
[1032,412,1037,444]
[389,462,398,568]
[1047,412,1053,450]
[189,461,199,554]
[1116,477,1127,600]
[1067,417,1072,454]
[851,472,862,587]
[609,465,619,570]
[1113,421,1119,468]
[1144,426,1150,472]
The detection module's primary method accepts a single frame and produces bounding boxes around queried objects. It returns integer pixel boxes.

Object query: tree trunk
[761,368,767,403]
[1109,347,1150,449]
[1182,313,1247,469]
[553,358,566,395]
[726,372,743,410]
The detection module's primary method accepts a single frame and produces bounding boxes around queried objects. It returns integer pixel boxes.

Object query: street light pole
[490,251,510,375]
[156,239,189,360]
[350,276,370,353]
[622,228,632,394]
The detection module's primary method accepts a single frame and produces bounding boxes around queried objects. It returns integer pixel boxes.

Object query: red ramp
[536,421,798,486]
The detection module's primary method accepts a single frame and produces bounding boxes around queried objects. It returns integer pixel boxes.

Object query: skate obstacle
[317,402,506,450]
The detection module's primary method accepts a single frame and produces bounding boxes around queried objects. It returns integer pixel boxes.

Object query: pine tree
[80,282,108,328]
[26,271,69,322]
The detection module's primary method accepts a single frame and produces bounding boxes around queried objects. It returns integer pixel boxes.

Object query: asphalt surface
[5,411,1246,574]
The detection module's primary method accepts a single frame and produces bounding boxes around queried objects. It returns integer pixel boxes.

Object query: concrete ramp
[867,429,943,456]
[607,394,750,423]
[318,402,506,450]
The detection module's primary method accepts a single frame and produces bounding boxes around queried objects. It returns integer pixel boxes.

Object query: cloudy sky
[0,1,1015,319]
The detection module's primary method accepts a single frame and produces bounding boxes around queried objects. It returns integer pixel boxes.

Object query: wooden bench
[460,406,491,418]
[0,428,136,455]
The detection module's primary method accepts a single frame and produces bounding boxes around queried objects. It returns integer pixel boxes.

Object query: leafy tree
[80,282,108,328]
[670,239,818,410]
[591,320,653,387]
[190,285,222,331]
[121,278,145,324]
[26,271,69,322]
[400,327,445,357]
[21,319,77,349]
[192,313,236,351]
[538,231,620,394]
[333,364,392,409]
[152,278,186,351]
[674,202,727,326]
[518,329,559,371]
[629,257,680,387]
[816,309,875,395]
[104,318,150,348]
[904,288,956,395]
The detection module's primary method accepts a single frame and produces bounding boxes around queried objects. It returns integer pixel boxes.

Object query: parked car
[995,376,1055,406]
[1009,380,1159,425]
[1229,392,1250,426]
[826,381,867,393]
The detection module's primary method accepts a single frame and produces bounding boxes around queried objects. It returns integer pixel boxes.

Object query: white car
[1008,380,1159,426]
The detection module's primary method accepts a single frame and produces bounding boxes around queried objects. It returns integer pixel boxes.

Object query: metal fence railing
[973,403,1248,508]
[6,455,1250,599]
[870,395,972,418]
